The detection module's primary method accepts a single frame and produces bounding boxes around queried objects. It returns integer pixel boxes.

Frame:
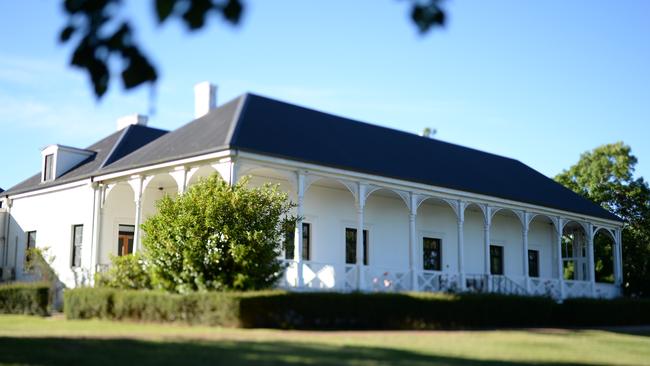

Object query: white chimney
[116,114,148,131]
[194,81,217,119]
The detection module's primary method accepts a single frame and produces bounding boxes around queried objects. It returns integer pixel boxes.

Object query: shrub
[141,174,297,293]
[65,288,242,326]
[558,297,650,326]
[95,253,151,290]
[63,287,115,319]
[0,282,50,316]
[64,288,650,329]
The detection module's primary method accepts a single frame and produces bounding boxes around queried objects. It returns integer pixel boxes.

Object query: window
[71,225,83,268]
[345,228,368,265]
[284,222,310,260]
[25,231,37,262]
[302,223,311,261]
[117,225,135,256]
[490,245,504,275]
[422,237,442,271]
[528,249,539,278]
[43,154,54,181]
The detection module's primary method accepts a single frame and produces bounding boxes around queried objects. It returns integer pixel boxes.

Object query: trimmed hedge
[0,282,50,316]
[64,288,650,329]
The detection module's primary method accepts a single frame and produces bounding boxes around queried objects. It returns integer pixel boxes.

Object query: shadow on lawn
[0,336,598,366]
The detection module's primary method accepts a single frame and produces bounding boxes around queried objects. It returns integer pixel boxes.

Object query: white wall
[490,212,524,276]
[417,200,458,272]
[7,184,94,287]
[529,219,557,279]
[99,183,135,264]
[464,207,485,274]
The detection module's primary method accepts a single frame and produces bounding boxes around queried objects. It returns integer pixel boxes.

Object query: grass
[0,315,649,365]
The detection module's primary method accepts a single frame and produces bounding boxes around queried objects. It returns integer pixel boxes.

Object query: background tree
[555,142,650,296]
[141,174,297,293]
[59,0,446,98]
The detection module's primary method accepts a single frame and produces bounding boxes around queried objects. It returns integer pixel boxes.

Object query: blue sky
[1,1,649,189]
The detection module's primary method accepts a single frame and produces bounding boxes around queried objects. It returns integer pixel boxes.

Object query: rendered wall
[7,184,94,287]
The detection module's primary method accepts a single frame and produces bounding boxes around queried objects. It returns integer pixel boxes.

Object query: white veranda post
[556,219,565,299]
[356,183,367,290]
[522,213,530,292]
[587,223,596,296]
[90,183,103,276]
[129,176,144,253]
[484,209,492,291]
[295,172,305,288]
[409,193,417,290]
[457,201,466,291]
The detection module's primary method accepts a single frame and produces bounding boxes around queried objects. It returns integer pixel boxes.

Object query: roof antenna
[421,127,437,138]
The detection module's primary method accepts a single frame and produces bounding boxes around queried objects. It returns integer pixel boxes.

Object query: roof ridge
[226,93,250,145]
[100,125,132,168]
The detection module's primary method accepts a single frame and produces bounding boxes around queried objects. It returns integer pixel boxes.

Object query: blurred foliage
[59,0,446,98]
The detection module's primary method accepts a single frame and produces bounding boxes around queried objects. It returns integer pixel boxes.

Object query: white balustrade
[363,266,411,292]
[277,259,299,288]
[594,282,621,299]
[344,264,357,291]
[277,259,613,300]
[464,274,488,293]
[563,280,592,298]
[417,270,461,293]
[302,261,337,289]
[529,278,561,299]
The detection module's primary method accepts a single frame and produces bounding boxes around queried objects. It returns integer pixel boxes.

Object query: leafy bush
[95,253,151,290]
[141,174,296,293]
[63,287,115,319]
[64,288,650,329]
[65,287,242,326]
[0,282,50,316]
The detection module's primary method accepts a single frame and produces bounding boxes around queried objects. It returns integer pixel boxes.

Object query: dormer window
[40,144,94,183]
[43,154,54,181]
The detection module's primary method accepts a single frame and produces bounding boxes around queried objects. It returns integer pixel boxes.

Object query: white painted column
[556,221,565,300]
[614,228,623,286]
[409,193,418,291]
[90,183,103,277]
[587,223,596,296]
[131,176,144,254]
[2,198,12,268]
[295,172,305,288]
[356,183,367,291]
[522,214,530,293]
[484,211,492,292]
[457,200,466,291]
[170,166,188,195]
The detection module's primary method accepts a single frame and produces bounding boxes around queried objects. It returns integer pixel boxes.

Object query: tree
[555,142,650,296]
[59,0,447,99]
[141,174,297,293]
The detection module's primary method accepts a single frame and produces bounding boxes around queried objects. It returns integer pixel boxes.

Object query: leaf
[222,0,243,25]
[121,48,158,89]
[182,0,213,30]
[59,25,76,43]
[411,1,446,34]
[155,0,177,23]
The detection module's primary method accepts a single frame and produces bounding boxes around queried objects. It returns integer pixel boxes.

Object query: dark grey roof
[96,96,243,175]
[3,93,620,222]
[3,124,167,196]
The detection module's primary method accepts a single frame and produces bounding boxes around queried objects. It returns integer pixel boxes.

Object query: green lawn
[0,315,649,365]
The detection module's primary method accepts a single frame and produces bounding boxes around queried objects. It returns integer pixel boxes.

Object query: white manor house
[0,83,624,300]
